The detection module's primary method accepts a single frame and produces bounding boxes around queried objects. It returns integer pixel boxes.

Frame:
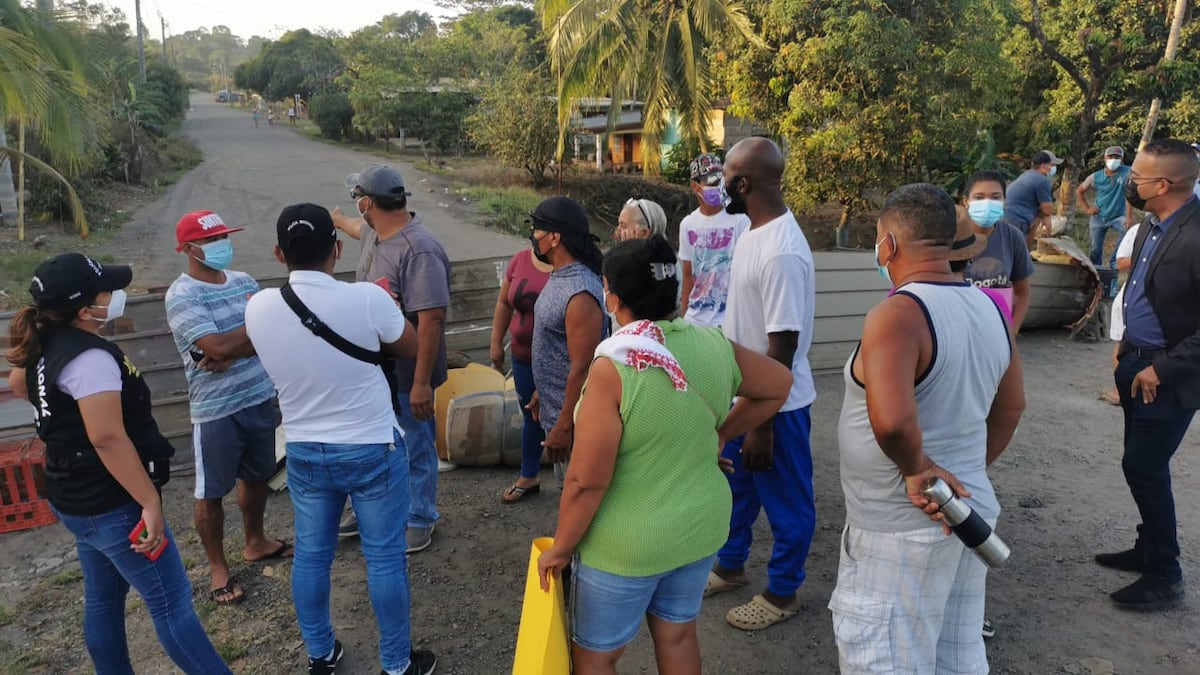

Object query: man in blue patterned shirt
[166,210,293,606]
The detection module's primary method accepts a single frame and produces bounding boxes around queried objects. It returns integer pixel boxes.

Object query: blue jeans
[717,406,816,597]
[570,554,715,652]
[513,358,546,479]
[397,392,440,528]
[1089,214,1127,267]
[1115,352,1197,582]
[287,431,413,672]
[54,501,231,675]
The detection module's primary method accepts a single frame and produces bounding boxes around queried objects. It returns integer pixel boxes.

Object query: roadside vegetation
[1,0,200,244]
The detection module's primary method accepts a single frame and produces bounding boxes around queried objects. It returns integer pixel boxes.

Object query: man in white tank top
[829,184,1026,673]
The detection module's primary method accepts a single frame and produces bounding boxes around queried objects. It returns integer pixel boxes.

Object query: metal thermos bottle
[922,478,1010,568]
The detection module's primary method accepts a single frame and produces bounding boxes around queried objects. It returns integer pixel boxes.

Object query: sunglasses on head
[625,198,650,228]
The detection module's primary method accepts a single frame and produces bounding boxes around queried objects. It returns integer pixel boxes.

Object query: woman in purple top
[491,248,553,503]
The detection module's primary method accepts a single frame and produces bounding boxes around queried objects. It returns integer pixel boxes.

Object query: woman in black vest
[6,253,230,675]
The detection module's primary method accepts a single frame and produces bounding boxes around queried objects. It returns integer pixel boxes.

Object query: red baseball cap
[175,210,245,251]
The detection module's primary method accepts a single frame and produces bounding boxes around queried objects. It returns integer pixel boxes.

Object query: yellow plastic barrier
[512,537,570,675]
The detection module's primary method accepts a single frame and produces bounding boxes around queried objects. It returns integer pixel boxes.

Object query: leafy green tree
[0,0,95,237]
[235,29,344,101]
[1009,0,1200,218]
[309,91,355,140]
[722,0,1011,233]
[539,0,763,175]
[398,91,477,160]
[467,70,557,185]
[436,5,544,81]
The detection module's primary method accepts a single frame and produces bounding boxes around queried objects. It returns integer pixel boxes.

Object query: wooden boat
[1023,237,1103,334]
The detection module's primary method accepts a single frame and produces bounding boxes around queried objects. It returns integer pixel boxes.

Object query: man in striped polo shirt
[166,210,293,606]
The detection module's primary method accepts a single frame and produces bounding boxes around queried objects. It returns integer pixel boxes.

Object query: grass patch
[460,186,542,236]
[195,596,217,623]
[0,250,46,300]
[214,638,248,662]
[0,605,12,626]
[47,568,83,587]
[149,134,204,193]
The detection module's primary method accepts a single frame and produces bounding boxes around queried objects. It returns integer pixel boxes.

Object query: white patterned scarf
[594,319,688,392]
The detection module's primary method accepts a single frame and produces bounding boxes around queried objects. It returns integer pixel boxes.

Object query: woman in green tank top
[537,236,792,674]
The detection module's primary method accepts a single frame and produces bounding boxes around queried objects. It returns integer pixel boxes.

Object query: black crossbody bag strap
[279,283,384,365]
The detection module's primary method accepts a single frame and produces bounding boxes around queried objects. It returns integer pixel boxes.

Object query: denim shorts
[570,553,716,653]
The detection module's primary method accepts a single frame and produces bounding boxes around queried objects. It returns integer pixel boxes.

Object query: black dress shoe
[1095,548,1146,573]
[1110,575,1184,610]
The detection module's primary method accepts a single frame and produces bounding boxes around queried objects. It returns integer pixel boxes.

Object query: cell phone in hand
[190,351,205,363]
[128,517,168,561]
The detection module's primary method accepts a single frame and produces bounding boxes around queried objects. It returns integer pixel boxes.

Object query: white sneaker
[437,459,457,473]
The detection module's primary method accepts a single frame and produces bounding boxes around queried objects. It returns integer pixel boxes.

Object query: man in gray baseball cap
[331,164,451,554]
[345,165,413,201]
[1076,145,1133,267]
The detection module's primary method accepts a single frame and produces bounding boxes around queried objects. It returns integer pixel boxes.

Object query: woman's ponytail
[5,305,74,368]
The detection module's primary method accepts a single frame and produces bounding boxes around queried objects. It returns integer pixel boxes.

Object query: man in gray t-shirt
[332,164,450,554]
[1003,150,1062,244]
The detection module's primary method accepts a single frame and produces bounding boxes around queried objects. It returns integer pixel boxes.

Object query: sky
[107,0,454,41]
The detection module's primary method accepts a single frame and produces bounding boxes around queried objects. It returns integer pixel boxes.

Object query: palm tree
[539,0,764,176]
[0,0,94,238]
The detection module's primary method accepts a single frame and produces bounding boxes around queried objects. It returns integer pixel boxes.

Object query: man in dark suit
[1096,138,1200,609]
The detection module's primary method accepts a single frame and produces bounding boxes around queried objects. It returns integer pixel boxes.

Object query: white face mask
[89,289,127,325]
[602,289,621,327]
[1105,158,1122,171]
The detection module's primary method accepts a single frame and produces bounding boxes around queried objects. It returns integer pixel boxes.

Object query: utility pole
[134,0,147,81]
[160,14,168,60]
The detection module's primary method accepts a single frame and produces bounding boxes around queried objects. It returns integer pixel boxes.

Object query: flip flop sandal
[725,594,797,631]
[501,483,540,504]
[246,541,293,563]
[210,578,245,606]
[703,570,747,598]
[1099,390,1121,406]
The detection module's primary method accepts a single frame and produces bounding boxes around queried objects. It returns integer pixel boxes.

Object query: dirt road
[3,329,1199,673]
[103,94,524,287]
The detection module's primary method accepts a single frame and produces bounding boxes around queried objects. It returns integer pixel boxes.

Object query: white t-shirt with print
[723,210,817,411]
[245,270,407,444]
[677,209,750,327]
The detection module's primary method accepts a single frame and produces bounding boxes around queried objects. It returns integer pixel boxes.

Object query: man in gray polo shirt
[331,165,450,554]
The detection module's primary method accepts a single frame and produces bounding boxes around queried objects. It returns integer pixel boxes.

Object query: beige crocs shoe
[726,594,798,631]
[704,570,748,598]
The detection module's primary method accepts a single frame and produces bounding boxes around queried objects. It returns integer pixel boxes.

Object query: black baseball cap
[29,253,132,310]
[276,203,337,253]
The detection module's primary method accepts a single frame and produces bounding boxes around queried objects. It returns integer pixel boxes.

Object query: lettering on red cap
[197,213,226,230]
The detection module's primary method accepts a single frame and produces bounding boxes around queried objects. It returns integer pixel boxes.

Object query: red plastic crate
[0,438,57,533]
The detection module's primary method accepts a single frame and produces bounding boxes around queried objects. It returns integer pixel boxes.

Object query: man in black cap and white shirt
[331,165,451,554]
[1003,149,1063,248]
[245,203,437,675]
